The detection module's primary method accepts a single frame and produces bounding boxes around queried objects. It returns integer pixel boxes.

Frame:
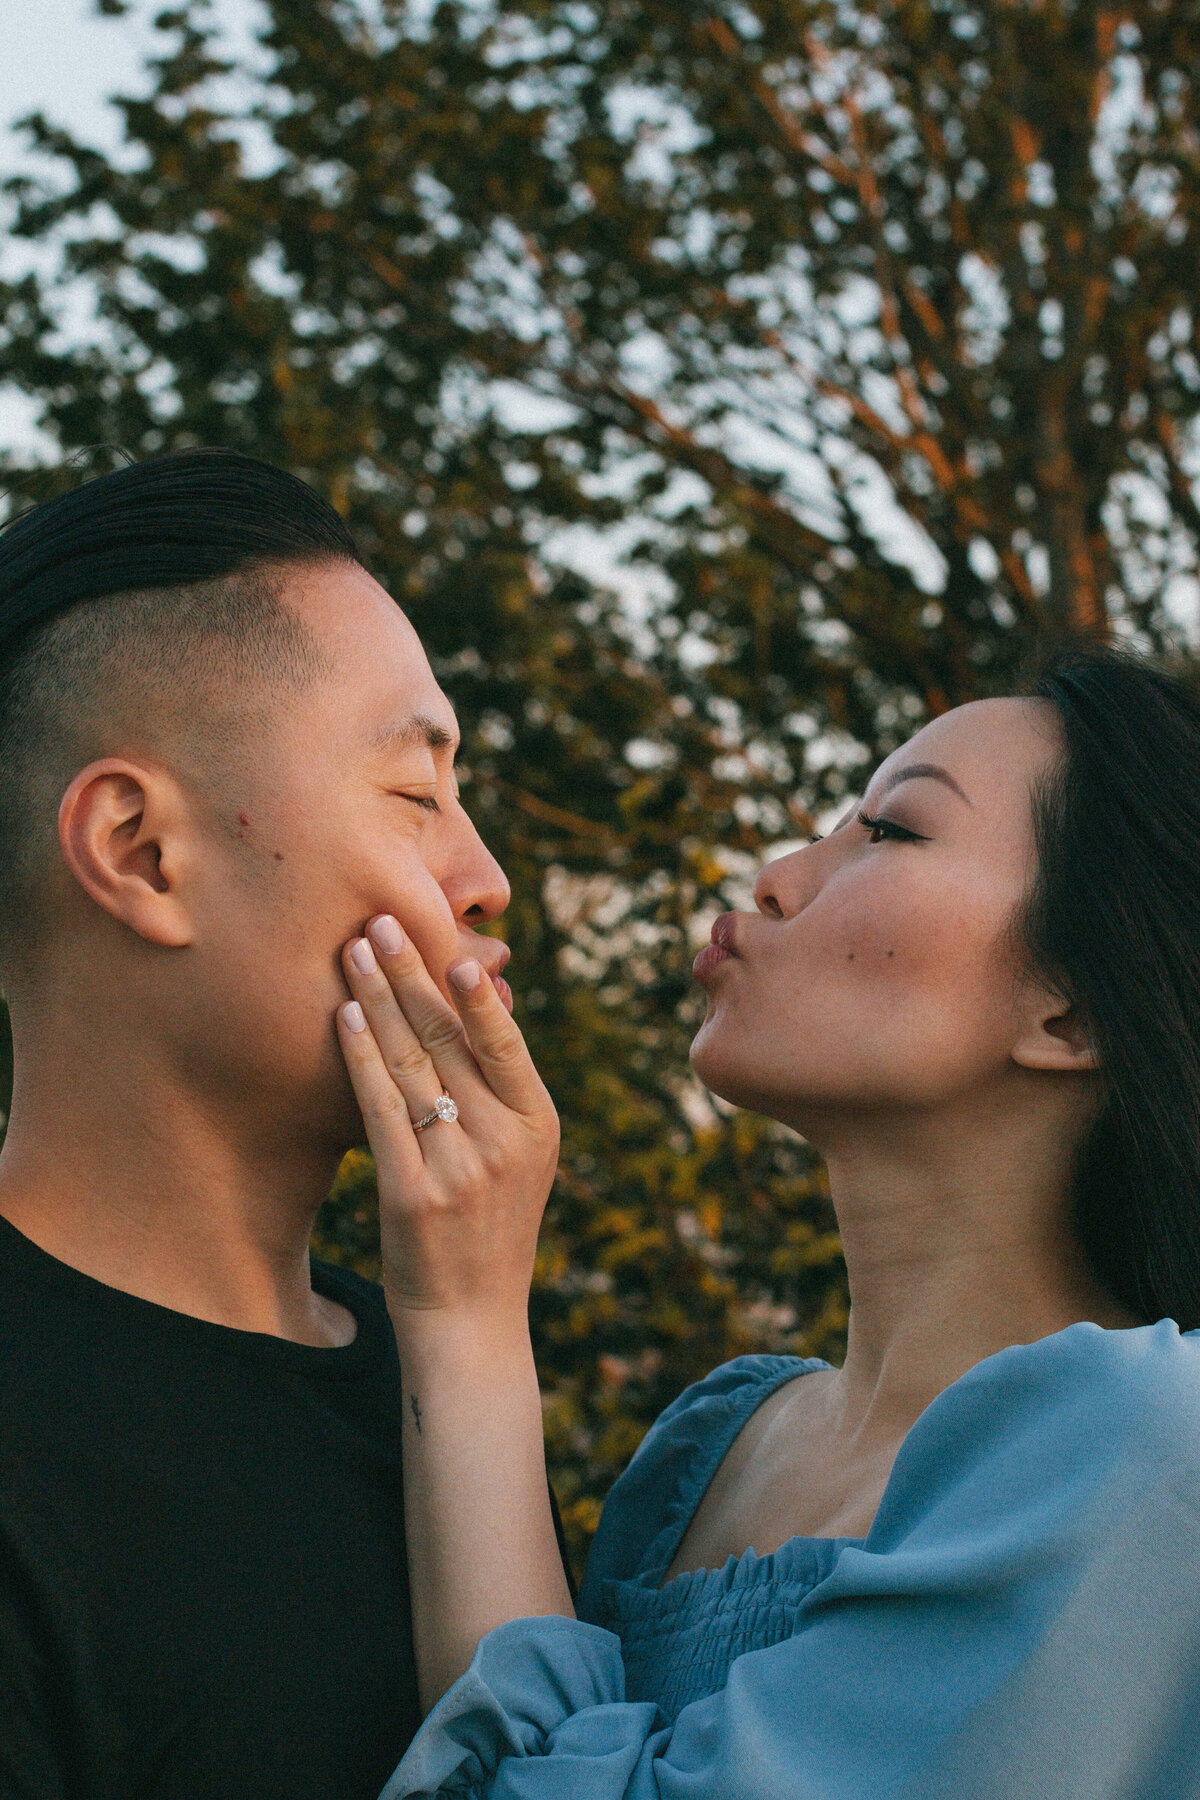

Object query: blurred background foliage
[3,0,1200,1561]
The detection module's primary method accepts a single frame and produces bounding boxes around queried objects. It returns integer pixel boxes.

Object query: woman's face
[690,697,1066,1134]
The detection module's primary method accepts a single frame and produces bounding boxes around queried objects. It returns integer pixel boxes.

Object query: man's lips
[491,974,514,1014]
[692,912,739,982]
[469,943,514,1014]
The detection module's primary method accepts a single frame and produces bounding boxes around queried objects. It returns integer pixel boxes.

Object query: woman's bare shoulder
[663,1366,839,1582]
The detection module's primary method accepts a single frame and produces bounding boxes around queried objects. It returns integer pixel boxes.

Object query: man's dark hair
[0,449,361,955]
[1021,643,1200,1330]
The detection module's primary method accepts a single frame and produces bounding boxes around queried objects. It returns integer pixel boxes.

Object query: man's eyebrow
[370,713,458,754]
[882,761,973,806]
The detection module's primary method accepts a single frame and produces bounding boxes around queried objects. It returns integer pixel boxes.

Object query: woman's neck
[817,1099,1140,1443]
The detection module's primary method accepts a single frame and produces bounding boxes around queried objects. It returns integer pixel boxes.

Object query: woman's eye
[396,793,440,813]
[856,810,927,844]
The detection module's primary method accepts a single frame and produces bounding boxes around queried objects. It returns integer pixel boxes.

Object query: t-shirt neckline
[0,1209,390,1379]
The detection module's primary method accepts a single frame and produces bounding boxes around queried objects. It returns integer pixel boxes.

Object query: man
[0,450,530,1798]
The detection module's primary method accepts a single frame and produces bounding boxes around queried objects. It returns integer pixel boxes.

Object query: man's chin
[307,1055,378,1159]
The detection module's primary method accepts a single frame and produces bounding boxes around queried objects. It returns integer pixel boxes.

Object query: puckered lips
[692,912,739,984]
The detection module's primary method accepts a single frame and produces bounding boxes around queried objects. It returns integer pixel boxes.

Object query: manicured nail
[342,1002,366,1033]
[370,915,405,954]
[449,959,482,992]
[350,938,377,976]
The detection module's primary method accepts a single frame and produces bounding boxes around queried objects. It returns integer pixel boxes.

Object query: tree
[3,0,1199,1555]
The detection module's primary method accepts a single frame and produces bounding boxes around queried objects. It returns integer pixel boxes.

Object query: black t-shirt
[0,1213,420,1800]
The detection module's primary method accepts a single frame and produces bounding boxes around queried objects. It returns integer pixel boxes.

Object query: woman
[337,644,1200,1799]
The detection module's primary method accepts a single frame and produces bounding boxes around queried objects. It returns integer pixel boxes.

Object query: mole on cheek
[887,950,894,958]
[273,852,284,862]
[847,952,855,961]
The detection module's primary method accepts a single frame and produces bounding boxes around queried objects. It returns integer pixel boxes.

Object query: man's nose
[444,811,511,925]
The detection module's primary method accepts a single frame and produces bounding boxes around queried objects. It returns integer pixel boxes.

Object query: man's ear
[1011,985,1099,1074]
[58,758,196,948]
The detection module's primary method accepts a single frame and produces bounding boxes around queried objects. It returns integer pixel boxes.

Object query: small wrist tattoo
[409,1393,423,1435]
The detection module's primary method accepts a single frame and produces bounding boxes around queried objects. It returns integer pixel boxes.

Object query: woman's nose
[754,844,813,920]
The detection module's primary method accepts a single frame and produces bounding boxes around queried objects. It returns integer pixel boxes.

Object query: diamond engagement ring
[411,1092,459,1132]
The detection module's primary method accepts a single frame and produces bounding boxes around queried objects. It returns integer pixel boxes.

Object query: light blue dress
[383,1321,1200,1799]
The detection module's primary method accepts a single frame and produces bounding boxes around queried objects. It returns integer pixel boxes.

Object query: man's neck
[0,1060,355,1349]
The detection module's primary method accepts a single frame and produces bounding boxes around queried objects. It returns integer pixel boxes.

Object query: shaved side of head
[0,566,336,958]
[0,450,362,966]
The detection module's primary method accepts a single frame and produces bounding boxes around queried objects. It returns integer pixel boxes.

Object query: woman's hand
[335,915,561,1326]
[335,915,573,1711]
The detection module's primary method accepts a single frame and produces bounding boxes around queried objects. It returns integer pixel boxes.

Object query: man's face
[172,562,511,1152]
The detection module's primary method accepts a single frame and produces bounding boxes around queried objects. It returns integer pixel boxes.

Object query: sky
[1,2,149,169]
[0,1,262,172]
[1,0,151,453]
[6,4,170,175]
[0,0,264,457]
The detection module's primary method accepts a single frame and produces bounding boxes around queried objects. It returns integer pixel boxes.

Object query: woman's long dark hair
[1023,643,1200,1330]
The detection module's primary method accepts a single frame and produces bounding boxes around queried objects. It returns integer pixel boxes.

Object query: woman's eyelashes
[856,809,929,845]
[394,792,441,813]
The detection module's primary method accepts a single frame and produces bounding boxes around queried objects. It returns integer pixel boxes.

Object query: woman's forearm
[332,922,569,1710]
[392,1309,575,1712]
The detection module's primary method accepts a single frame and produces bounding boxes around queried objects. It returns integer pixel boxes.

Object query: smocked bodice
[577,1355,855,1718]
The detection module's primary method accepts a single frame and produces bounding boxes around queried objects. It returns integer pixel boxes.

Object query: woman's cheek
[831,874,994,976]
[803,892,915,975]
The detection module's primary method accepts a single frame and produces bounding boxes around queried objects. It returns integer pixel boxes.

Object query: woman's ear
[58,758,196,948]
[1011,987,1099,1074]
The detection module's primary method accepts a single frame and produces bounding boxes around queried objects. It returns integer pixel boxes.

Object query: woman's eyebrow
[882,762,973,805]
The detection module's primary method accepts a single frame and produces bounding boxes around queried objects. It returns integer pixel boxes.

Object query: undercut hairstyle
[1021,642,1200,1331]
[0,449,361,958]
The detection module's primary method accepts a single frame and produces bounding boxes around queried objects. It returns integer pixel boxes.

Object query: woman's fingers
[335,998,424,1185]
[335,919,561,1322]
[342,922,480,1121]
[446,956,553,1119]
[341,913,552,1130]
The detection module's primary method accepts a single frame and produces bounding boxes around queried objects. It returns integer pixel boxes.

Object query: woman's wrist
[385,1298,570,1707]
[386,1299,534,1379]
